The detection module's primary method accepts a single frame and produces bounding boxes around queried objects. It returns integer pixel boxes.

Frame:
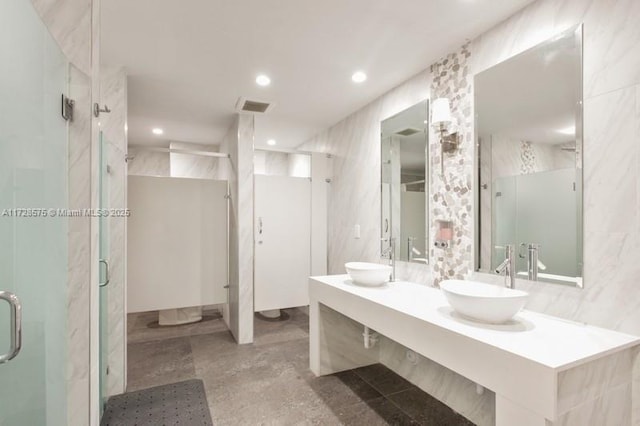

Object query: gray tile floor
[127,308,475,425]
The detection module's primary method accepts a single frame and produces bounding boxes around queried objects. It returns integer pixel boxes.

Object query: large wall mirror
[475,25,583,287]
[381,100,429,264]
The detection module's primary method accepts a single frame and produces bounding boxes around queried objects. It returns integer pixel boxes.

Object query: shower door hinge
[61,94,74,122]
[224,194,231,200]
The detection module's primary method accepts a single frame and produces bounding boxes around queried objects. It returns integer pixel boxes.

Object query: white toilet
[158,306,203,326]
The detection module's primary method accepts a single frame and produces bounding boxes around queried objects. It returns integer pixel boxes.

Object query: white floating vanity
[309,275,640,425]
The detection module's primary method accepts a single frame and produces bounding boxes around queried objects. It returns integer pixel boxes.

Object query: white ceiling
[101,0,535,149]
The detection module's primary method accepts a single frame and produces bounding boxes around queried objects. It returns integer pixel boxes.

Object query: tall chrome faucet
[381,237,396,282]
[494,244,516,288]
[521,243,540,281]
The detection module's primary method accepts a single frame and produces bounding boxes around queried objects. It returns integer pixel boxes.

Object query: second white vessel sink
[440,280,528,324]
[345,262,391,286]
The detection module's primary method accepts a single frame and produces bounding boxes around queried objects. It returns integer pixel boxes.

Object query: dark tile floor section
[127,308,475,425]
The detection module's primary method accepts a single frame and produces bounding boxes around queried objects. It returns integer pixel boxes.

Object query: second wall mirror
[475,25,583,287]
[381,100,429,264]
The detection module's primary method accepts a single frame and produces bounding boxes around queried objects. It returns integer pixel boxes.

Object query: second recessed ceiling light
[256,75,271,86]
[352,71,367,83]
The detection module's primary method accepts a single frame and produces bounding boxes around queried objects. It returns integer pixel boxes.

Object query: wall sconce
[431,98,460,154]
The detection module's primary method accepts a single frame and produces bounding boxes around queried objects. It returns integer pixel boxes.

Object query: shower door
[0,0,70,424]
[98,131,110,413]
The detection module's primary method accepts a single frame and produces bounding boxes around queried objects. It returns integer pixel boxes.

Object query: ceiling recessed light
[152,128,164,135]
[256,75,271,87]
[351,71,367,83]
[556,126,575,135]
[267,139,276,146]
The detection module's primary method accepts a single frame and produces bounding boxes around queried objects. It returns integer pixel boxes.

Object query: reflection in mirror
[475,25,583,287]
[381,101,429,264]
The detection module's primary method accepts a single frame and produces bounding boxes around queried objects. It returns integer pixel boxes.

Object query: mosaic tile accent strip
[429,42,474,285]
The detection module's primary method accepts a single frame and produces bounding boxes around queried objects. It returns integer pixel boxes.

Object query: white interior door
[255,175,311,311]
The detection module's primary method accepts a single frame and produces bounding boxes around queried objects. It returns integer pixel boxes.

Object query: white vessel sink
[440,280,528,324]
[345,262,391,286]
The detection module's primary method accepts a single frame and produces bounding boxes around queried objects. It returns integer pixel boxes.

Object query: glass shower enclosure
[0,0,70,424]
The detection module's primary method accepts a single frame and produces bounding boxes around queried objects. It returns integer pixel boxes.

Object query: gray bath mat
[101,379,213,426]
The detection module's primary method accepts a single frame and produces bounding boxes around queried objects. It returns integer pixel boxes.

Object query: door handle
[0,291,22,364]
[99,259,110,287]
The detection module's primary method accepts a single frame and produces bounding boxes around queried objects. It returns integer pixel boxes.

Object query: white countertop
[310,275,640,371]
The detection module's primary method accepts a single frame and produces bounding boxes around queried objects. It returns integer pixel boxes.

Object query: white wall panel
[127,176,228,312]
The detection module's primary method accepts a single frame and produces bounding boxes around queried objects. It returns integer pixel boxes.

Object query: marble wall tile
[127,149,170,177]
[236,114,255,344]
[583,88,638,235]
[67,64,92,426]
[100,67,128,396]
[31,0,92,75]
[555,382,631,426]
[218,114,254,344]
[254,151,289,176]
[582,0,640,98]
[557,348,637,415]
[169,141,219,179]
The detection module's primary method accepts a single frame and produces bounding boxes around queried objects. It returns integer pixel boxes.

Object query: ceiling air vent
[235,97,274,114]
[395,127,421,136]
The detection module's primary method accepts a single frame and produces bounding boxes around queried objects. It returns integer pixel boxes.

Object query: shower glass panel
[0,0,69,424]
[493,170,579,280]
[492,176,516,270]
[515,169,578,278]
[99,131,110,412]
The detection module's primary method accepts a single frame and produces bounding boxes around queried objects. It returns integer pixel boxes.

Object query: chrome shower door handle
[0,291,22,364]
[99,259,110,287]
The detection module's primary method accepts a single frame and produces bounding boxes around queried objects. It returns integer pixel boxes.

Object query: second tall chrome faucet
[495,243,541,288]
